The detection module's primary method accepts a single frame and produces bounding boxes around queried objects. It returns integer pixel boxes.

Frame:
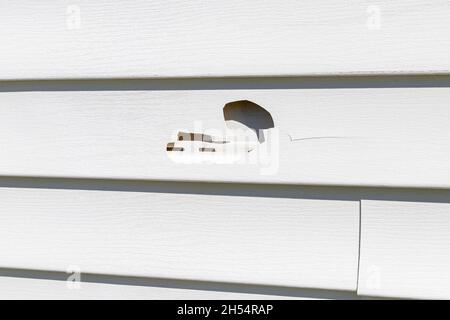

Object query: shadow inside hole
[223,100,274,143]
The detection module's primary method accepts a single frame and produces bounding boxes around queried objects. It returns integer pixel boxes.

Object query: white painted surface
[0,185,359,291]
[2,0,450,301]
[1,84,450,188]
[1,0,449,80]
[359,200,450,299]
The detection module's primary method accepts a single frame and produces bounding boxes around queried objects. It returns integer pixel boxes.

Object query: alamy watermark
[66,5,81,30]
[166,121,280,176]
[366,5,382,30]
[66,265,82,290]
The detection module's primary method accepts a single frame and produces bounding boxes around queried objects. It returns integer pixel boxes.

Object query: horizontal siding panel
[0,276,289,300]
[0,269,360,299]
[1,78,450,188]
[359,199,450,299]
[0,182,360,291]
[0,0,449,79]
[0,275,301,300]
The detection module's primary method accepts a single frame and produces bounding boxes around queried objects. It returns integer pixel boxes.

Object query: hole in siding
[165,100,275,164]
[223,100,274,143]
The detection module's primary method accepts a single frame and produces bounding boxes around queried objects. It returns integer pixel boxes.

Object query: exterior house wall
[1,0,450,299]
